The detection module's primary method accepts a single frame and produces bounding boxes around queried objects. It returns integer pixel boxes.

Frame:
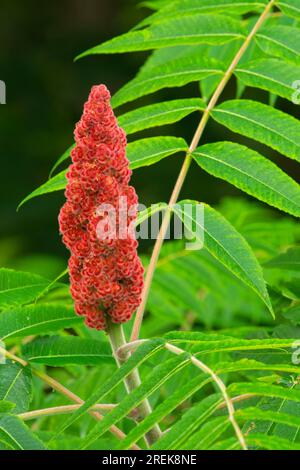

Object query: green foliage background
[1,0,300,452]
[1,0,299,277]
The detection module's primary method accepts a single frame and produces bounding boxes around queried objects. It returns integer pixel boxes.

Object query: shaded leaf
[49,144,75,178]
[278,0,300,20]
[173,201,273,313]
[0,304,82,340]
[265,247,300,272]
[18,170,67,210]
[0,269,53,309]
[22,336,113,366]
[0,364,32,414]
[140,0,170,10]
[0,414,45,450]
[0,401,15,414]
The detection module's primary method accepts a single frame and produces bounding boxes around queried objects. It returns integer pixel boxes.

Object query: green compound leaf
[76,14,245,59]
[112,56,223,108]
[0,414,46,450]
[118,98,205,135]
[49,144,75,178]
[235,58,300,102]
[0,269,54,309]
[264,247,300,272]
[80,355,190,449]
[19,137,187,207]
[0,364,32,414]
[173,201,273,314]
[18,170,67,210]
[256,26,300,66]
[53,339,164,439]
[0,304,81,341]
[127,136,187,169]
[192,141,300,217]
[278,0,300,20]
[140,0,268,28]
[211,100,300,162]
[22,336,113,366]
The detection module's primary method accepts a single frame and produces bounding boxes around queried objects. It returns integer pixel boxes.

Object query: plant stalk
[18,403,116,421]
[106,318,162,446]
[130,0,276,343]
[165,342,247,450]
[0,345,139,449]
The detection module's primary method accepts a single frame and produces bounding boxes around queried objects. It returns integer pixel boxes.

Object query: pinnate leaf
[76,14,245,59]
[22,336,113,366]
[192,141,300,217]
[173,201,272,314]
[0,304,81,340]
[235,59,300,102]
[211,100,300,163]
[118,98,205,135]
[0,269,53,309]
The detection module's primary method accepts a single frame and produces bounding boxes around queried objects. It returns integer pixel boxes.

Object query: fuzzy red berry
[59,84,144,330]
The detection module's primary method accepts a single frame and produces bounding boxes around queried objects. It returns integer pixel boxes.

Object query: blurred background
[1,0,299,280]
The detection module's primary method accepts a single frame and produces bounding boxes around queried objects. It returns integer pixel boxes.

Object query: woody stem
[106,318,162,446]
[0,345,139,449]
[130,0,276,343]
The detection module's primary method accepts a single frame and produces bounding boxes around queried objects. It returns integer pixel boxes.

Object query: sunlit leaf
[211,100,300,162]
[76,14,245,59]
[192,141,300,217]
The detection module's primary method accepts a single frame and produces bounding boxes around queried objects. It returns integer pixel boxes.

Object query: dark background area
[1,0,299,278]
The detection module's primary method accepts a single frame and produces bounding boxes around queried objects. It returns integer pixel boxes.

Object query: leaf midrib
[125,68,222,90]
[1,316,80,340]
[0,283,47,296]
[148,33,244,40]
[278,2,300,14]
[130,146,185,165]
[213,107,299,149]
[26,353,112,360]
[257,32,300,58]
[0,424,23,450]
[2,369,23,401]
[195,150,300,210]
[121,104,203,127]
[155,2,267,17]
[235,67,292,91]
[179,208,264,296]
